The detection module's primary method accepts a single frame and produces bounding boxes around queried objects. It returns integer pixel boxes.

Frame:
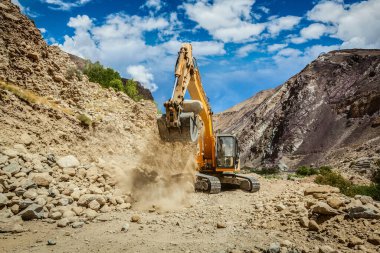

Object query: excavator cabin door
[215,135,239,171]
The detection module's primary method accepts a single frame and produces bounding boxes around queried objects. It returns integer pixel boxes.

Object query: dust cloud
[107,131,197,211]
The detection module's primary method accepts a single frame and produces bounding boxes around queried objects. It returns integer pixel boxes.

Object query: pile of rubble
[0,144,132,233]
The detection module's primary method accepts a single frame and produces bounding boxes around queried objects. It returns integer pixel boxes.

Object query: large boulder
[18,204,44,220]
[304,186,340,196]
[347,205,380,219]
[57,155,80,168]
[311,202,340,215]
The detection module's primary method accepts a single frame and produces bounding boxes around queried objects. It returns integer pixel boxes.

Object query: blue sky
[13,0,380,112]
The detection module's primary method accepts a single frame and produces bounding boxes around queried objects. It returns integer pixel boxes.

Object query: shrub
[109,79,124,91]
[315,168,380,200]
[296,166,319,176]
[83,61,121,89]
[66,67,83,81]
[124,79,142,102]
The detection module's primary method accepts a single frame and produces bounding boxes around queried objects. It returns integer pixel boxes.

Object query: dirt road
[2,177,379,253]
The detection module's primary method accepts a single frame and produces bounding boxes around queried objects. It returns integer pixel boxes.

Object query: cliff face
[215,50,380,172]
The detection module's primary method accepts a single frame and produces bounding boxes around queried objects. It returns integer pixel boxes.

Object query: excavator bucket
[157,112,200,142]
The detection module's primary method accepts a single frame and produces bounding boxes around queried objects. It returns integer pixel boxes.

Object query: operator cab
[216,134,239,169]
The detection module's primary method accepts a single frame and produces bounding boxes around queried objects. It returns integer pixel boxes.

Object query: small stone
[47,240,56,245]
[83,209,98,220]
[367,235,380,245]
[268,242,280,253]
[348,236,363,248]
[308,220,320,231]
[18,204,44,220]
[131,215,141,223]
[57,155,80,168]
[275,203,286,211]
[62,168,76,176]
[0,193,8,208]
[216,222,226,228]
[31,173,53,187]
[299,216,309,228]
[71,221,84,228]
[1,148,18,158]
[62,210,76,218]
[2,163,21,175]
[23,189,38,200]
[50,212,62,220]
[19,133,33,145]
[89,200,100,210]
[10,204,20,214]
[57,218,70,228]
[121,223,130,232]
[348,205,380,219]
[355,195,373,205]
[318,245,336,253]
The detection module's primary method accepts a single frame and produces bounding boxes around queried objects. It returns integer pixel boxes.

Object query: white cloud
[236,44,258,57]
[267,15,301,36]
[290,23,331,44]
[183,0,265,43]
[141,0,163,13]
[41,0,92,11]
[127,65,158,92]
[307,0,380,48]
[258,6,270,14]
[39,28,47,33]
[307,0,345,23]
[59,13,226,93]
[267,43,287,52]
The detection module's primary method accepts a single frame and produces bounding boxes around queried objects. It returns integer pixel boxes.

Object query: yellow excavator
[157,43,260,194]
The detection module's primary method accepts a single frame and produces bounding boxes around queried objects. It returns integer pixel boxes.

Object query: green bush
[296,166,319,176]
[66,67,83,81]
[125,79,142,102]
[83,61,121,89]
[315,168,380,200]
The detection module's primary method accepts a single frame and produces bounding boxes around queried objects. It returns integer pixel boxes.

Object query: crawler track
[195,173,221,194]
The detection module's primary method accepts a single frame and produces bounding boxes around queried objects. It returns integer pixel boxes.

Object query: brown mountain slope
[215,49,380,173]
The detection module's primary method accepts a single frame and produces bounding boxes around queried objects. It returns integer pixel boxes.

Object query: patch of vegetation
[0,81,37,105]
[154,101,163,115]
[66,67,83,81]
[83,61,143,101]
[315,166,380,201]
[296,166,319,176]
[77,114,93,128]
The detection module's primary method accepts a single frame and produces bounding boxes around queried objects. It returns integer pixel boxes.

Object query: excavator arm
[158,43,215,170]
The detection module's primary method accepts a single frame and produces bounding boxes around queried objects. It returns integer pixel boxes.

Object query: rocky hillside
[0,0,194,233]
[215,49,380,173]
[68,54,154,101]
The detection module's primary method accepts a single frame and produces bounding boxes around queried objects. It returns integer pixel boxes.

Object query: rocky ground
[1,172,380,253]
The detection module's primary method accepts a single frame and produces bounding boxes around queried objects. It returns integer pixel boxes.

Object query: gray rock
[71,221,84,228]
[0,216,25,233]
[19,199,34,210]
[121,223,129,232]
[0,193,8,208]
[2,163,21,175]
[348,205,380,219]
[77,194,106,207]
[47,240,56,245]
[18,204,44,220]
[1,148,18,158]
[311,202,340,215]
[57,155,80,168]
[268,242,280,253]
